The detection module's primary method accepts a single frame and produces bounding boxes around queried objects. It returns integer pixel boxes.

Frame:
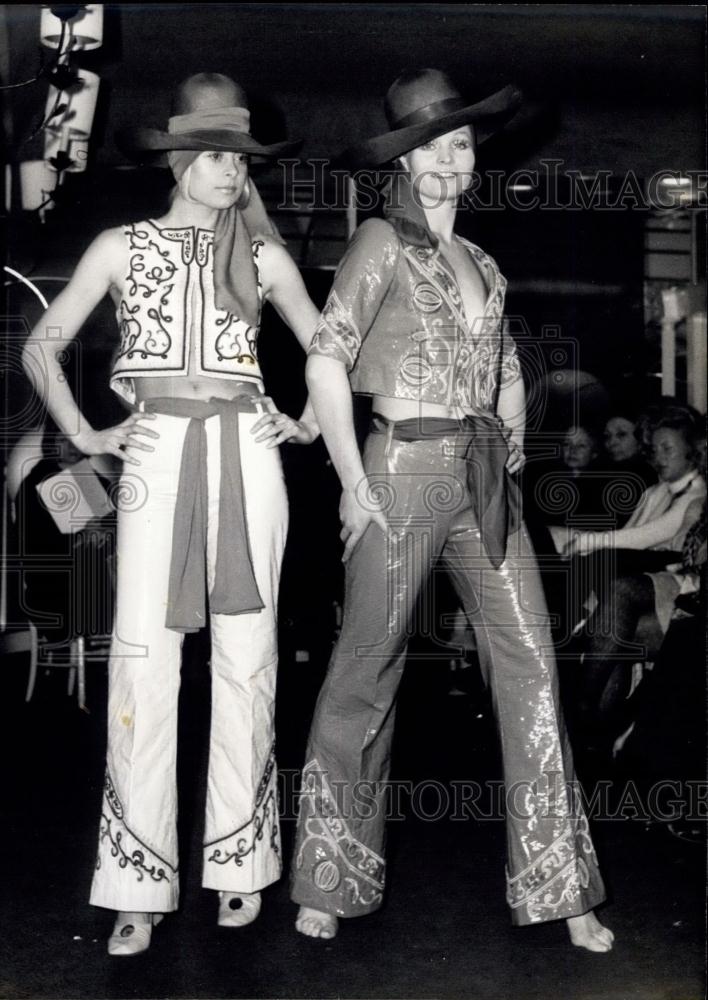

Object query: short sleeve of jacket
[308,218,399,371]
[500,318,522,387]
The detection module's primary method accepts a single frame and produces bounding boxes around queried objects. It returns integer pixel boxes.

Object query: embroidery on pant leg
[505,787,599,922]
[295,758,385,910]
[204,742,280,866]
[96,771,177,884]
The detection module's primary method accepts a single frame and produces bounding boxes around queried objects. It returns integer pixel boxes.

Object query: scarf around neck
[168,149,283,326]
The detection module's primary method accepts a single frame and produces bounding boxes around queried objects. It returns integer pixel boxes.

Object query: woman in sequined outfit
[289,69,614,952]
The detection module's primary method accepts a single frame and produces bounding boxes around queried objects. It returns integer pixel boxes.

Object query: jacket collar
[383,172,438,250]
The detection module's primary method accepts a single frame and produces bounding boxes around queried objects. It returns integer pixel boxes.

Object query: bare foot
[217,891,262,927]
[295,905,338,939]
[567,911,614,952]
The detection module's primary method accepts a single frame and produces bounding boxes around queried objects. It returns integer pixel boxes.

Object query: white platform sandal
[107,912,164,956]
[217,891,262,928]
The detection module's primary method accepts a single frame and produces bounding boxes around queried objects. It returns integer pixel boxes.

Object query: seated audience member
[565,424,706,756]
[524,423,608,633]
[525,423,604,541]
[556,424,605,519]
[602,409,657,524]
[564,410,705,569]
[620,550,706,840]
[635,399,703,462]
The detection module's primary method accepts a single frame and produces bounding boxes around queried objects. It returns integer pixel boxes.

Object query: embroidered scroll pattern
[213,240,264,365]
[204,742,280,868]
[310,291,362,371]
[96,771,177,885]
[295,758,385,912]
[396,242,511,410]
[117,225,177,362]
[505,788,599,923]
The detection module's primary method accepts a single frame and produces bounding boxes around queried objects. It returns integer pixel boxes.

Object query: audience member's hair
[650,410,704,463]
[636,400,704,460]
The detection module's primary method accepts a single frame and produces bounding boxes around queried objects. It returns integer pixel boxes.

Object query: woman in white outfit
[23,73,320,955]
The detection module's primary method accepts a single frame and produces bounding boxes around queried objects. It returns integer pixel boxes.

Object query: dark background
[4,4,706,171]
[0,8,705,998]
[3,4,705,434]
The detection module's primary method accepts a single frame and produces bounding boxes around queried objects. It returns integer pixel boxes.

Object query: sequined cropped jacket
[308,218,521,411]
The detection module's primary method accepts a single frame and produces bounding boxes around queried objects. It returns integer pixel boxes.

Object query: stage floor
[0,640,704,1000]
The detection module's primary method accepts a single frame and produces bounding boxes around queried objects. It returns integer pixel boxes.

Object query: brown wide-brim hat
[342,68,522,168]
[118,72,301,158]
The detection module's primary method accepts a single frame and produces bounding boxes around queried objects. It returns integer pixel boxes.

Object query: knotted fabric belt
[370,412,522,569]
[144,395,265,632]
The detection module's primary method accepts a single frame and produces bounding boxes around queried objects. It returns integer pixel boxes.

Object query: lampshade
[40,5,104,50]
[44,129,90,173]
[661,287,690,323]
[45,68,100,138]
[19,160,56,211]
[645,173,700,210]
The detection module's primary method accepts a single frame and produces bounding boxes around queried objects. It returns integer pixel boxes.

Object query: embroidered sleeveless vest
[110,221,265,403]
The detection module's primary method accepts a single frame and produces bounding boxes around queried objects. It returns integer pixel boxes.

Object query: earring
[236,179,251,209]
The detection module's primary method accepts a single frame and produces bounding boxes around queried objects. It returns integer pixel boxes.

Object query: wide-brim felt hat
[118,72,301,158]
[342,69,522,168]
[122,128,300,157]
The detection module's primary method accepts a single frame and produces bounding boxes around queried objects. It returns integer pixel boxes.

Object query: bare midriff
[371,395,478,421]
[134,373,263,404]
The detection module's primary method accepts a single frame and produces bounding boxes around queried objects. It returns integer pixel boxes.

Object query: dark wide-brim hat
[342,68,522,168]
[118,72,301,158]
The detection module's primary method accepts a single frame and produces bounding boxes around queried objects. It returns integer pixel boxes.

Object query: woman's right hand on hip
[75,413,159,465]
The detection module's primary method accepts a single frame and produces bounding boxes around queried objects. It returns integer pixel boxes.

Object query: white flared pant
[89,408,288,912]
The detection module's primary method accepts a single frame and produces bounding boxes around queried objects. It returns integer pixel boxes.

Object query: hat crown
[172,73,248,116]
[384,69,464,128]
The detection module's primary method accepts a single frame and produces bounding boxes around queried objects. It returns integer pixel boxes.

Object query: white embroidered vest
[110,221,265,403]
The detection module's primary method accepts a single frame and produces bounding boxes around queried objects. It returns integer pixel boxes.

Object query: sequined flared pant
[90,408,288,912]
[290,428,606,925]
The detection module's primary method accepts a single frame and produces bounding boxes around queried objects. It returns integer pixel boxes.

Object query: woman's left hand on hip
[252,398,318,447]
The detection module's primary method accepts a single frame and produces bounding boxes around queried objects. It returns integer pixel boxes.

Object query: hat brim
[117,126,301,158]
[341,84,523,169]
